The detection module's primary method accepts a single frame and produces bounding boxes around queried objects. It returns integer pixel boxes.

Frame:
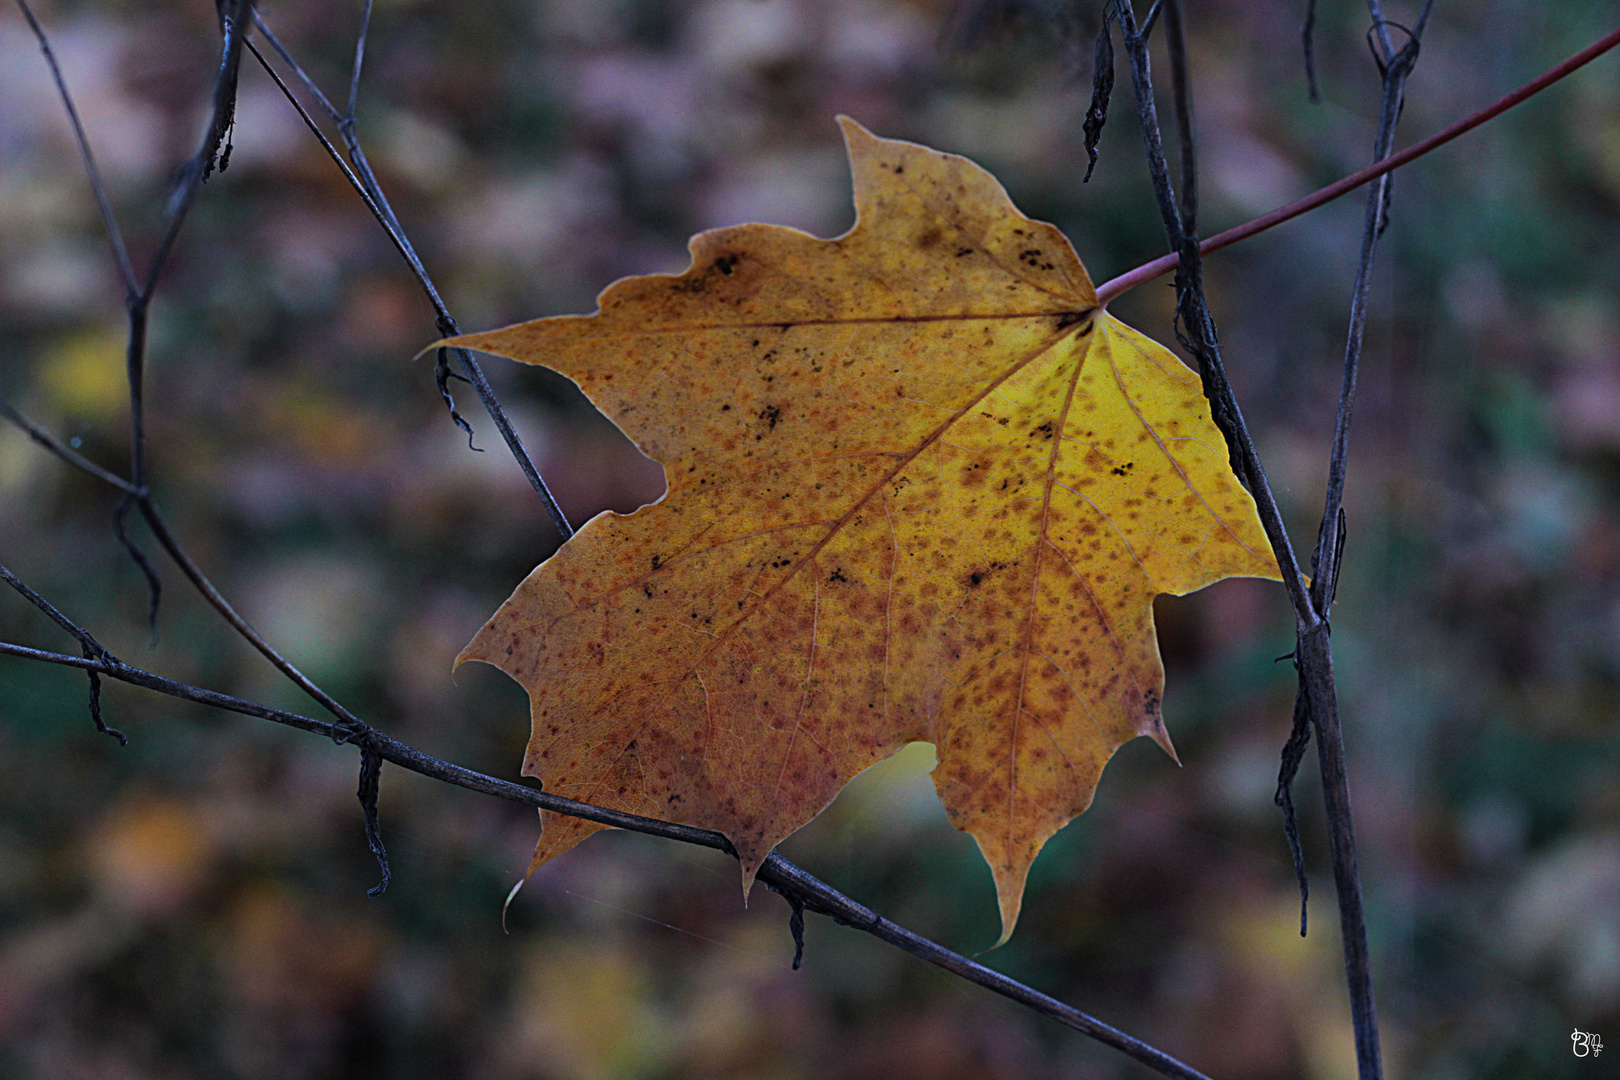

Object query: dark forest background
[2,0,1618,1076]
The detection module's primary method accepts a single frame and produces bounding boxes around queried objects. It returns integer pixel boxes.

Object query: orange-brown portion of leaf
[452,118,1279,941]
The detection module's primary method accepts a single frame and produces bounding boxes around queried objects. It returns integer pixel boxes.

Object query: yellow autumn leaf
[449,118,1279,942]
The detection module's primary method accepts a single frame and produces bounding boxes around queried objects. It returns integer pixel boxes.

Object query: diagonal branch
[0,401,137,494]
[1311,0,1435,638]
[13,0,135,292]
[246,12,574,543]
[0,637,1214,1080]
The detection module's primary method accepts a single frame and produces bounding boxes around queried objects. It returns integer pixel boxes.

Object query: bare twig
[346,0,374,122]
[1302,0,1322,103]
[246,13,574,542]
[0,563,124,744]
[1116,1,1312,622]
[1117,2,1392,1077]
[18,0,252,629]
[13,0,135,292]
[1095,22,1620,304]
[1081,7,1116,182]
[0,401,137,494]
[131,0,249,487]
[0,402,368,735]
[0,637,1214,1080]
[1162,0,1196,234]
[1274,8,1436,1078]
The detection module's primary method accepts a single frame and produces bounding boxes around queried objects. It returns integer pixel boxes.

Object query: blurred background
[1,0,1618,1076]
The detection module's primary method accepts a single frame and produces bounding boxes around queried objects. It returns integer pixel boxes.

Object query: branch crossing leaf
[449,119,1279,942]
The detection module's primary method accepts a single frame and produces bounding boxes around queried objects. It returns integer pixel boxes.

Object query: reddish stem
[1096,24,1620,305]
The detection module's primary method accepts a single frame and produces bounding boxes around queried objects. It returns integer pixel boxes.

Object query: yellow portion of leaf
[451,118,1279,942]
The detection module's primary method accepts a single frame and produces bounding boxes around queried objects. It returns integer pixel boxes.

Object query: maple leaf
[449,118,1279,942]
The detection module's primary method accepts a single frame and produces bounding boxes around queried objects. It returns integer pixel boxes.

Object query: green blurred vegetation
[1,0,1618,1077]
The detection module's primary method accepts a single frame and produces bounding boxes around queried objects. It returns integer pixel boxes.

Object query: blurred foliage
[0,0,1617,1077]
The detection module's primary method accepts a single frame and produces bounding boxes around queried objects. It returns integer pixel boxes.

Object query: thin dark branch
[137,499,366,731]
[250,7,342,122]
[241,38,415,278]
[1118,5,1182,246]
[1163,0,1197,235]
[1302,0,1321,102]
[1116,4,1391,1077]
[13,0,136,292]
[1081,7,1115,182]
[1309,7,1429,625]
[136,0,248,304]
[0,402,137,494]
[246,16,575,542]
[0,564,108,662]
[3,399,366,735]
[1115,1,1313,624]
[93,0,246,622]
[358,744,390,896]
[0,638,1214,1080]
[346,0,374,123]
[1286,9,1435,1077]
[0,563,124,744]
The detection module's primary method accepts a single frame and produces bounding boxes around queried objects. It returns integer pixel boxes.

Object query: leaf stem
[1096,22,1620,305]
